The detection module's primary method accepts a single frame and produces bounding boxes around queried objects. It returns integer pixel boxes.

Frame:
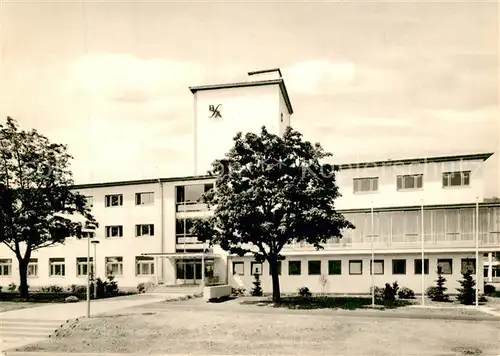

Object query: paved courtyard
[10,297,500,356]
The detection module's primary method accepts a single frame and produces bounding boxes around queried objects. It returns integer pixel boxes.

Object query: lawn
[16,302,500,355]
[0,301,41,313]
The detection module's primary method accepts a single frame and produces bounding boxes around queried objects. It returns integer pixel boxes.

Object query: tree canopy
[192,126,354,301]
[0,117,97,298]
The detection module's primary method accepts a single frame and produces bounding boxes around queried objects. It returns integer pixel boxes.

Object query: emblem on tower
[208,104,222,118]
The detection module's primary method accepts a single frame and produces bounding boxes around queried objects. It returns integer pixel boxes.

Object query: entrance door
[175,259,214,285]
[176,259,202,285]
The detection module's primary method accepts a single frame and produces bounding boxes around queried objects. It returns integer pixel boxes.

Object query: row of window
[87,184,216,209]
[353,171,470,194]
[0,257,155,277]
[232,258,477,276]
[102,224,155,238]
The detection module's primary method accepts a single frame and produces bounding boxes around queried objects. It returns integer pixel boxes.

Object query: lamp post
[91,240,100,299]
[84,223,96,318]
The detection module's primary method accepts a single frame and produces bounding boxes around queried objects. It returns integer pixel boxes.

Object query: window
[349,260,363,275]
[106,257,123,276]
[414,259,429,275]
[370,260,384,275]
[268,261,281,275]
[49,258,65,276]
[392,259,406,275]
[233,261,244,275]
[353,177,378,193]
[105,194,123,207]
[251,262,262,275]
[85,196,93,208]
[176,219,198,236]
[176,184,214,204]
[28,258,38,277]
[289,261,301,275]
[397,174,423,190]
[105,225,123,238]
[136,256,155,276]
[437,259,453,274]
[328,260,342,275]
[136,224,154,237]
[76,257,94,277]
[136,192,154,205]
[461,258,476,274]
[0,259,12,276]
[308,260,321,275]
[442,171,470,187]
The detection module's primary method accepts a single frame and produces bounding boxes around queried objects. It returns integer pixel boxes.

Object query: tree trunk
[268,255,281,303]
[18,258,29,300]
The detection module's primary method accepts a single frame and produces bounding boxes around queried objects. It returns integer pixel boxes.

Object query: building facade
[0,69,499,295]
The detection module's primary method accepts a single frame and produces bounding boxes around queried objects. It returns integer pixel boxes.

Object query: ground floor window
[392,259,406,275]
[414,259,429,275]
[485,265,500,278]
[136,256,155,276]
[328,260,342,275]
[76,257,94,277]
[370,260,384,275]
[251,261,262,275]
[437,259,453,274]
[308,260,321,275]
[461,258,476,274]
[49,258,65,276]
[288,261,301,275]
[28,258,38,277]
[0,259,12,276]
[349,260,363,275]
[268,261,281,275]
[106,257,123,276]
[232,261,244,275]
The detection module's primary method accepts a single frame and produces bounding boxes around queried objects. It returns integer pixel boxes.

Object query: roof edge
[337,152,494,170]
[189,79,294,115]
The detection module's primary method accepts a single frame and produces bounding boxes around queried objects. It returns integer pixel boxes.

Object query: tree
[0,117,97,299]
[191,126,354,302]
[456,269,476,305]
[250,273,263,297]
[433,265,449,302]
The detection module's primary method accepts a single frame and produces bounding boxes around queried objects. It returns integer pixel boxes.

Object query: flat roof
[189,79,294,115]
[247,68,282,77]
[338,201,500,214]
[338,152,493,170]
[71,152,494,190]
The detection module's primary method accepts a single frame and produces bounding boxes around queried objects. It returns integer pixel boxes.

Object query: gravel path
[15,301,500,355]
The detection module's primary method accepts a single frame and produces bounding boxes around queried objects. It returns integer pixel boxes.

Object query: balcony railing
[176,235,202,245]
[176,201,211,213]
[283,232,500,251]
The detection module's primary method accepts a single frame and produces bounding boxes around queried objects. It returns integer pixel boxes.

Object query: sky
[0,1,498,193]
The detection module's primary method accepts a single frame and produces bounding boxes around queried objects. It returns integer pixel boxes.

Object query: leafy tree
[192,126,354,302]
[250,273,263,297]
[456,269,476,305]
[0,117,97,299]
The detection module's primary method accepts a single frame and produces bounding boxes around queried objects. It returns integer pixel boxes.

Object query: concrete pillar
[488,252,493,283]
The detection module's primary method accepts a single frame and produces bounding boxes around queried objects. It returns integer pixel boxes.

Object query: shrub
[369,286,384,300]
[250,273,263,297]
[430,266,450,302]
[68,284,87,294]
[105,275,119,297]
[479,294,488,303]
[484,284,496,295]
[298,286,312,298]
[382,282,399,304]
[398,286,415,299]
[231,287,245,297]
[65,296,80,303]
[137,282,154,294]
[8,282,17,292]
[456,269,476,305]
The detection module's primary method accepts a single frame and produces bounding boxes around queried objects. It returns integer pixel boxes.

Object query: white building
[0,69,499,295]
